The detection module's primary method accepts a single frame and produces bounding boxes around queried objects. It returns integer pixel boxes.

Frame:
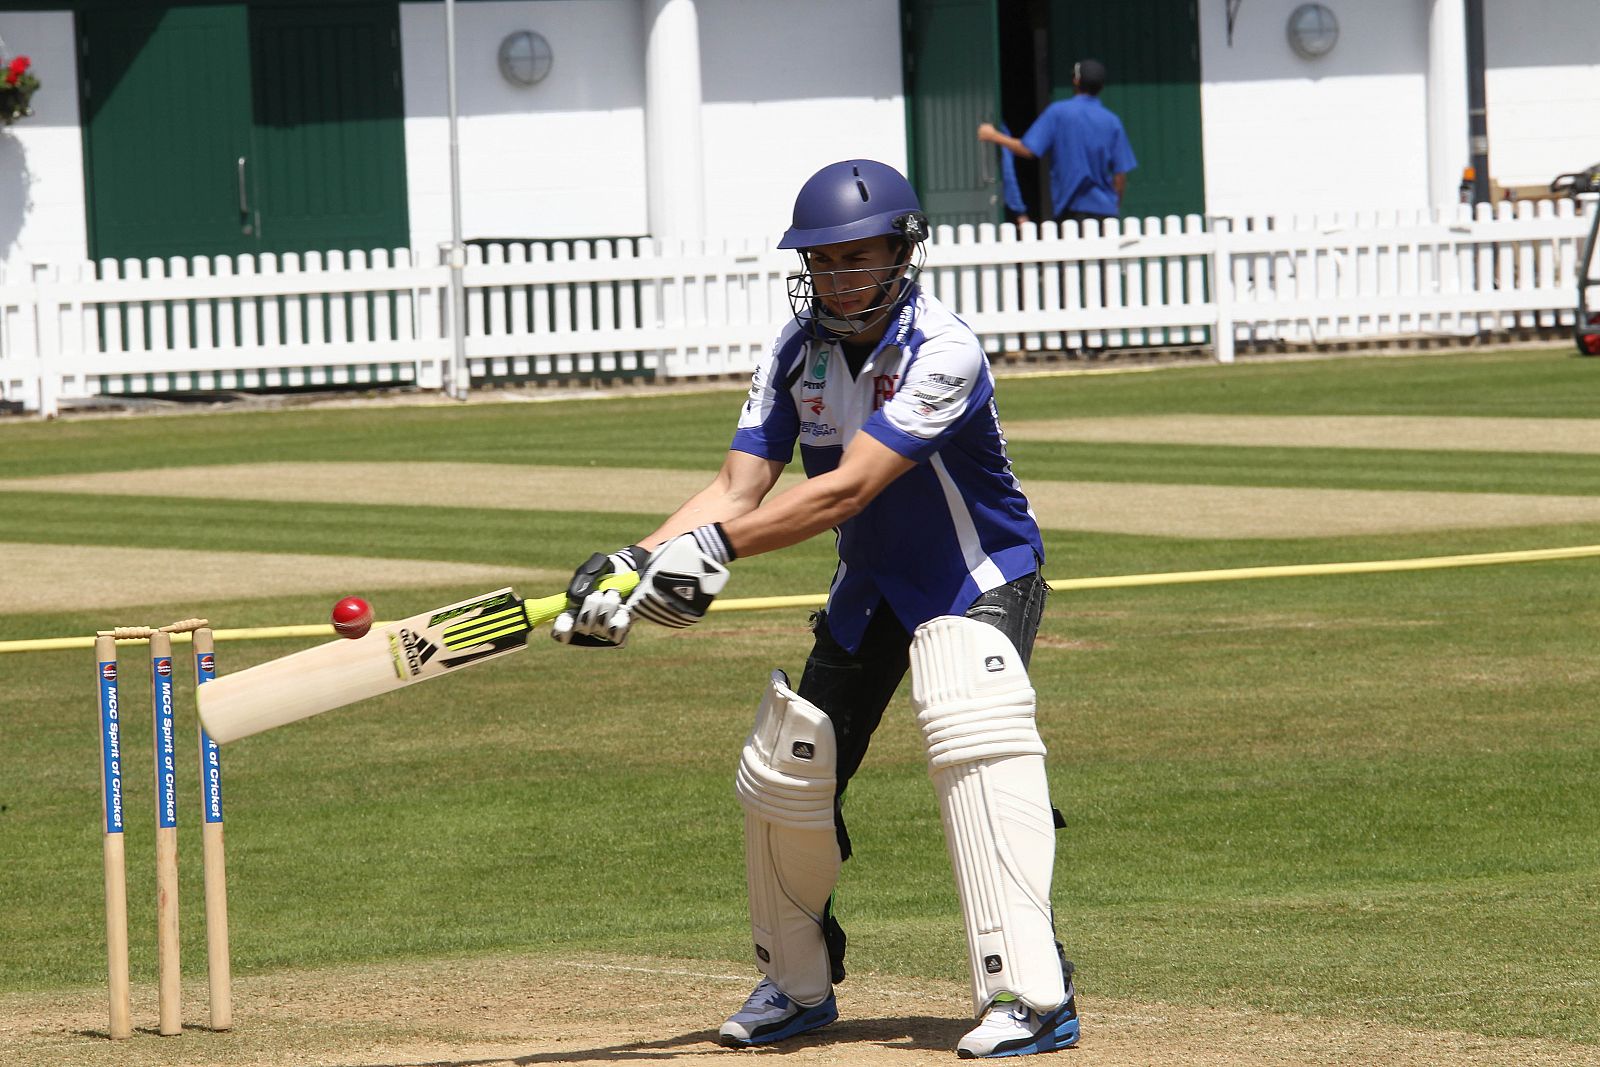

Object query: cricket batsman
[553,159,1079,1059]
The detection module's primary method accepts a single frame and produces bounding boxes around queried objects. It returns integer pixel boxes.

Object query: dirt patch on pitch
[1020,481,1600,538]
[1007,415,1600,454]
[8,463,1600,539]
[0,542,562,614]
[1,953,1591,1067]
[0,463,807,518]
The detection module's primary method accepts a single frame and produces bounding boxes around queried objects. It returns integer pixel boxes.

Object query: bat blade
[196,576,631,744]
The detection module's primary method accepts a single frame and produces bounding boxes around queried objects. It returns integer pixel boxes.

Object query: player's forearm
[643,480,764,549]
[721,472,868,558]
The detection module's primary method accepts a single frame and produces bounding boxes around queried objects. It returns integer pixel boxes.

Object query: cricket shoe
[718,976,838,1047]
[956,971,1080,1058]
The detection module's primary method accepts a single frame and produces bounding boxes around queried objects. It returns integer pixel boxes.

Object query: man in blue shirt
[979,58,1136,222]
[553,160,1080,1059]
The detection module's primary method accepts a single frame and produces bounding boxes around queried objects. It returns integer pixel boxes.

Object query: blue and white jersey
[731,286,1044,653]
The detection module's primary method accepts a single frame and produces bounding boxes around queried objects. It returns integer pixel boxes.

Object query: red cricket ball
[331,596,374,640]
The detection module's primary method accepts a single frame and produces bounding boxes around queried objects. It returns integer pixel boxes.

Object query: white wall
[697,0,907,239]
[400,0,649,248]
[1485,0,1600,187]
[1199,0,1432,218]
[0,12,86,275]
[8,0,1591,270]
[1198,0,1600,217]
[401,0,906,245]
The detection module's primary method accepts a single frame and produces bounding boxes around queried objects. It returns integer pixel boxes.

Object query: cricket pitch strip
[1,952,1591,1067]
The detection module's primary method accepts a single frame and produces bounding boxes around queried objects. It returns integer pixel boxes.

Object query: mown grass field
[1,348,1597,1058]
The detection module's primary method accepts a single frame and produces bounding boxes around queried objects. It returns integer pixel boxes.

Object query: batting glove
[627,525,734,629]
[552,545,649,648]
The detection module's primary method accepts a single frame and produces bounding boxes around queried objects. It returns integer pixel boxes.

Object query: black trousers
[793,570,1052,980]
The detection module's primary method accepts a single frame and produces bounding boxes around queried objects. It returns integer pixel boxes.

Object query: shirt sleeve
[730,330,800,463]
[1111,122,1137,174]
[999,125,1026,215]
[862,336,993,463]
[1020,106,1056,162]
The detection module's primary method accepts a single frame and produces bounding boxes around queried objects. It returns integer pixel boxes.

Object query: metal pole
[444,0,469,400]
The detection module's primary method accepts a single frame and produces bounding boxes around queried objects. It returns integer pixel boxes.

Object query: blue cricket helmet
[778,160,929,249]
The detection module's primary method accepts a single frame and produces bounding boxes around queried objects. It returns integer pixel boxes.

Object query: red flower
[8,56,28,75]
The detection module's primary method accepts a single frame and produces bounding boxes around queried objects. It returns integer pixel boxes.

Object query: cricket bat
[197,575,636,744]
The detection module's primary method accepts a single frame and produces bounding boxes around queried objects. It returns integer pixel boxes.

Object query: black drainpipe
[1465,0,1490,204]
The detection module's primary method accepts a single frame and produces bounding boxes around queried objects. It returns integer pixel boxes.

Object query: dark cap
[1073,58,1106,93]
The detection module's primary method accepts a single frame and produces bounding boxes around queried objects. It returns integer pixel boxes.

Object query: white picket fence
[0,199,1591,416]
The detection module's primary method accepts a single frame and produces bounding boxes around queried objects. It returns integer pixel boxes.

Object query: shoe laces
[741,978,789,1012]
[984,999,1033,1027]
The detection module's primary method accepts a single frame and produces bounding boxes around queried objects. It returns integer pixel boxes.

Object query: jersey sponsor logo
[889,300,916,347]
[926,372,966,387]
[911,379,964,416]
[810,349,829,380]
[800,421,839,439]
[871,373,899,410]
[745,363,767,414]
[803,396,825,417]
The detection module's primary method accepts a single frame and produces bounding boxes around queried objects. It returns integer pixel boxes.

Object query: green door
[79,3,408,262]
[1049,0,1205,219]
[80,6,255,259]
[248,5,408,254]
[903,0,1002,229]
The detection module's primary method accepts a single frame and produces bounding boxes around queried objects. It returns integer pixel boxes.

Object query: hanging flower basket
[0,55,39,125]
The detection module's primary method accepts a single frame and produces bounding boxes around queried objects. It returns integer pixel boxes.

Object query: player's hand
[552,546,648,648]
[977,121,998,142]
[627,526,734,630]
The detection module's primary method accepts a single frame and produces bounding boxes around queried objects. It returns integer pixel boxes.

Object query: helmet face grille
[785,242,925,340]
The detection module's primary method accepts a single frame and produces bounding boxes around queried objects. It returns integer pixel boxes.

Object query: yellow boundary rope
[4,542,1597,655]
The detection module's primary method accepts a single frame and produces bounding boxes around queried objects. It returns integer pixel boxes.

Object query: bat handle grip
[596,571,640,599]
[524,569,641,630]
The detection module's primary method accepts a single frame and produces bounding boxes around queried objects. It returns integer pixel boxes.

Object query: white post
[32,262,58,417]
[1211,219,1236,364]
[643,0,705,240]
[1426,0,1470,213]
[444,0,469,399]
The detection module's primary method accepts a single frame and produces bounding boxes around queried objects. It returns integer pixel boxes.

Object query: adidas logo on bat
[389,628,439,679]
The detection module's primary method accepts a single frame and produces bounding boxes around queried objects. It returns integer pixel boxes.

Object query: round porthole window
[1287,4,1340,60]
[499,31,553,86]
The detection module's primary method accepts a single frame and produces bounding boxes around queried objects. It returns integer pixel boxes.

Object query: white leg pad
[911,615,1065,1017]
[733,670,840,1008]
